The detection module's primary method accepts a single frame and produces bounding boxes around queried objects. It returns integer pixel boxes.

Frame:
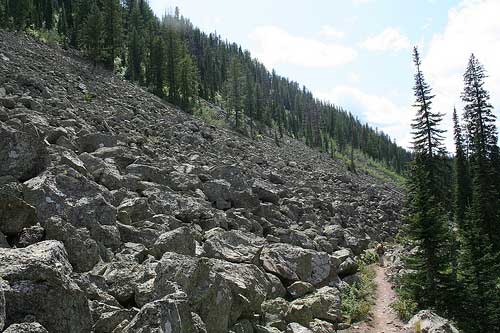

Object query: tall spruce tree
[461,53,499,248]
[404,46,451,309]
[103,0,122,68]
[457,54,500,332]
[452,108,470,227]
[83,1,104,66]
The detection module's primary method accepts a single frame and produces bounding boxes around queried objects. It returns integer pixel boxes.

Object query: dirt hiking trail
[348,265,412,333]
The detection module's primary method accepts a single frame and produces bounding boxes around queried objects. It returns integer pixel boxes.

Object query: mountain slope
[0,31,403,333]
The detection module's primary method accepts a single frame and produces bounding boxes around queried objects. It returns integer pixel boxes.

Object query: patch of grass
[193,102,226,127]
[390,296,418,322]
[26,28,61,46]
[359,250,379,265]
[341,263,377,324]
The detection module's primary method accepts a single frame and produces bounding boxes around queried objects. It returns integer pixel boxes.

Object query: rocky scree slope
[0,31,403,333]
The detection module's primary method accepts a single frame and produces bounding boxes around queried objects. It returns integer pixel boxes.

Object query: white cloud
[352,0,375,4]
[320,25,345,40]
[248,26,357,69]
[360,27,411,52]
[423,0,500,150]
[316,85,413,148]
[349,72,361,83]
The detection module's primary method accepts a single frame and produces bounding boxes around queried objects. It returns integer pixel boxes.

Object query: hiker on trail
[376,243,385,267]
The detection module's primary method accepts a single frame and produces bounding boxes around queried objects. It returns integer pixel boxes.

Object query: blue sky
[149,0,500,150]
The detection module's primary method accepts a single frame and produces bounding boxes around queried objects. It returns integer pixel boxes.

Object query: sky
[148,0,500,151]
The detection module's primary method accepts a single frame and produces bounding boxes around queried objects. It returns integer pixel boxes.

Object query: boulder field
[0,31,403,332]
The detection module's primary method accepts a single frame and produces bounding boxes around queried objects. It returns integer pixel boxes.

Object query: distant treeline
[0,0,412,173]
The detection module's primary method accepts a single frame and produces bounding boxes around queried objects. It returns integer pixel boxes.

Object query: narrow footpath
[348,265,411,333]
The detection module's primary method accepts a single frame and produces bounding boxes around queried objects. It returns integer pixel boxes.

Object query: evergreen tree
[103,0,122,68]
[57,2,69,48]
[83,1,104,66]
[461,54,499,248]
[178,49,199,110]
[457,54,500,332]
[404,46,451,310]
[452,108,470,227]
[43,0,53,30]
[225,58,245,128]
[150,34,166,97]
[165,26,180,104]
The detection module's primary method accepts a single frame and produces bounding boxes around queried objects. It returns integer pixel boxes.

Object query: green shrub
[359,250,378,265]
[390,297,417,322]
[341,264,376,324]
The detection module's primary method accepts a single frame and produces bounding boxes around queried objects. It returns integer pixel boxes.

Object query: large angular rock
[260,244,333,286]
[151,226,196,258]
[126,163,168,184]
[0,241,92,333]
[405,310,459,333]
[210,259,273,323]
[122,292,197,333]
[202,179,232,210]
[78,133,117,153]
[0,197,37,236]
[285,287,341,326]
[3,322,49,333]
[203,229,265,264]
[154,253,233,333]
[0,123,46,181]
[286,323,313,333]
[23,166,119,250]
[252,179,280,204]
[102,260,156,306]
[44,216,100,272]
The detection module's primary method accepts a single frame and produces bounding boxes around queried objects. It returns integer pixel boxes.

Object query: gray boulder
[286,323,313,333]
[260,244,332,286]
[0,241,92,333]
[0,123,46,181]
[78,133,117,153]
[405,310,459,333]
[15,224,44,247]
[202,179,232,210]
[203,229,265,264]
[44,216,100,272]
[285,287,341,326]
[252,179,280,204]
[0,197,37,236]
[3,322,49,333]
[151,226,196,259]
[122,292,197,333]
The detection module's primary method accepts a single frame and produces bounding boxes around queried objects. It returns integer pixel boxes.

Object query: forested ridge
[0,0,411,173]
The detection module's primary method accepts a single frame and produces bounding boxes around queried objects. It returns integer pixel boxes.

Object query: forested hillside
[0,0,411,173]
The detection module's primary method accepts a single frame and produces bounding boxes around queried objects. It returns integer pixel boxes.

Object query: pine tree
[404,46,451,310]
[57,2,69,48]
[178,49,199,111]
[452,108,470,227]
[126,1,144,83]
[457,54,500,332]
[165,26,180,104]
[150,34,166,97]
[10,0,31,30]
[225,58,245,128]
[461,54,499,248]
[103,0,122,68]
[43,0,53,30]
[83,0,104,66]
